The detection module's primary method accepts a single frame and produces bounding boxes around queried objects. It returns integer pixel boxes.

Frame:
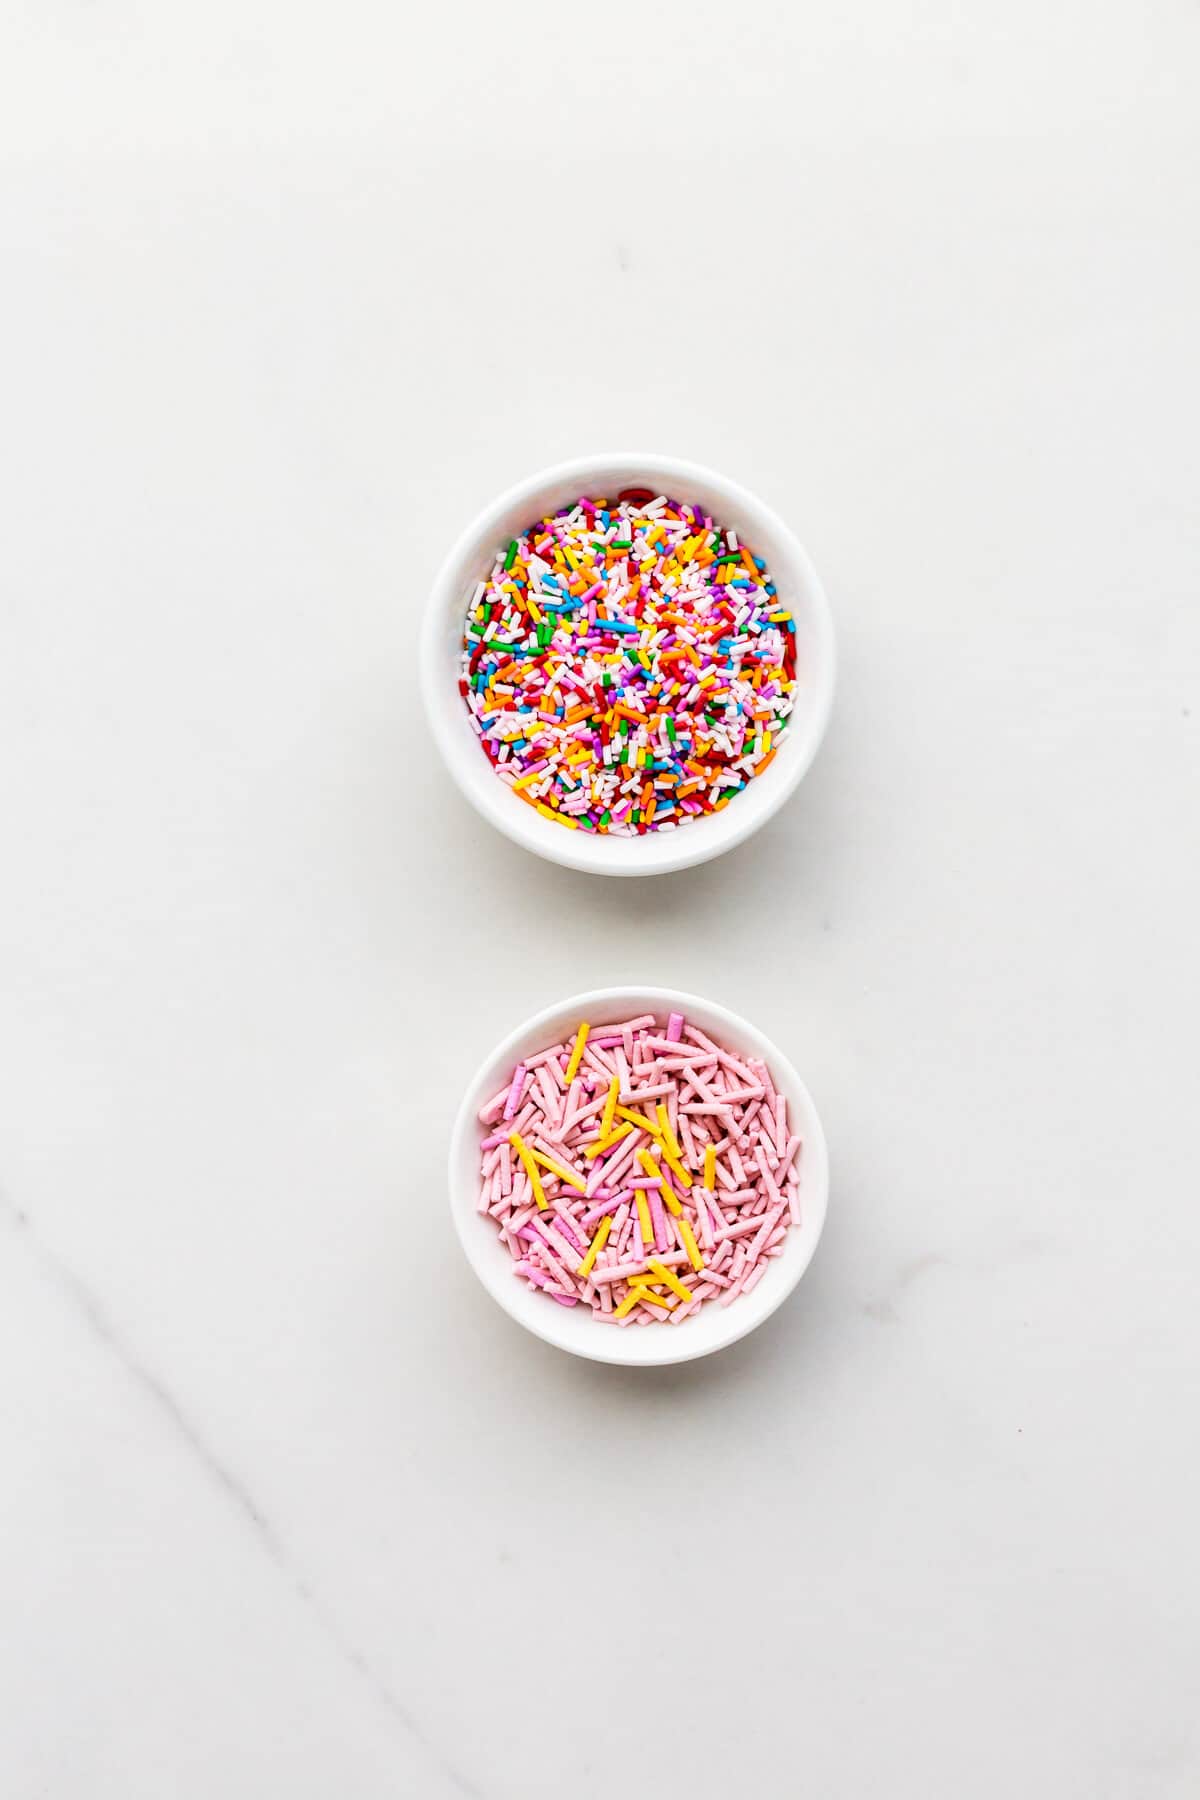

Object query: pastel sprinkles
[476,1011,802,1325]
[459,491,797,835]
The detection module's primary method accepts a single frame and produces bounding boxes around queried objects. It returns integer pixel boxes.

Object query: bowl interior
[449,987,829,1366]
[423,454,835,876]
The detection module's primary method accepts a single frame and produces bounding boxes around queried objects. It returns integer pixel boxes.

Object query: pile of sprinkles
[459,491,797,835]
[476,1011,802,1325]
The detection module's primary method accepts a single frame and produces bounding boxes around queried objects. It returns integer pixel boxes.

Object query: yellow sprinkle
[647,1258,695,1304]
[678,1217,704,1274]
[511,770,544,793]
[656,1103,682,1161]
[530,1146,588,1193]
[703,1145,716,1188]
[526,597,543,625]
[600,1075,619,1140]
[565,1021,590,1082]
[578,1214,612,1278]
[636,1288,676,1317]
[637,1148,681,1215]
[509,1132,547,1210]
[617,1105,663,1140]
[634,1187,653,1244]
[537,803,578,828]
[661,1144,693,1190]
[630,1283,673,1310]
[613,1281,672,1317]
[584,1121,633,1160]
[612,1284,671,1319]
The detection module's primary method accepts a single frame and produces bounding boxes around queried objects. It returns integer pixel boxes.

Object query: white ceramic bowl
[449,986,830,1366]
[421,453,836,876]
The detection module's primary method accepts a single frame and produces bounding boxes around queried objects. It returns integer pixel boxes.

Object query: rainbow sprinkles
[458,491,797,835]
[476,1010,802,1325]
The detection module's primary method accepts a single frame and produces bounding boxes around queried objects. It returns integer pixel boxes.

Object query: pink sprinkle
[502,1063,527,1122]
[581,1190,626,1229]
[648,1188,669,1253]
[553,1212,586,1255]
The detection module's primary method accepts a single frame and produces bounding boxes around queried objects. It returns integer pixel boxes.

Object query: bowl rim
[447,984,830,1367]
[420,450,836,877]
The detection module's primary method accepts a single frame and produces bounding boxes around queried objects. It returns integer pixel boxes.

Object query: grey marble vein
[2,1191,482,1800]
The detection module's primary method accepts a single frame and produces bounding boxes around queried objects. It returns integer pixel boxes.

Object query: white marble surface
[3,4,1199,1795]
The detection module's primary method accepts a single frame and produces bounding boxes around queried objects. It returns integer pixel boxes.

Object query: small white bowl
[448,986,830,1366]
[421,453,836,876]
